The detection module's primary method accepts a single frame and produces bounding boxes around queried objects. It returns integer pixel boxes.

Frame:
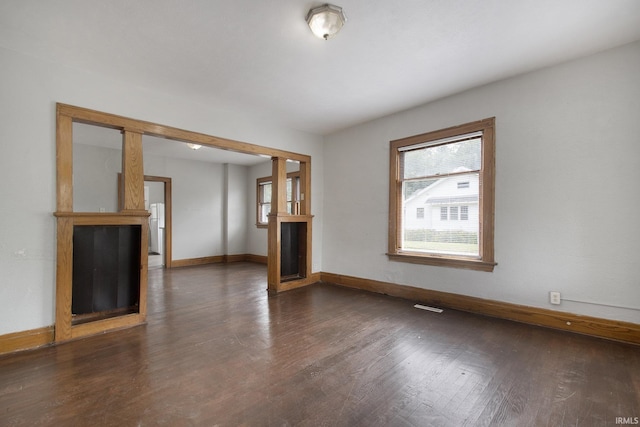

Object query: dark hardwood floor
[1,262,639,426]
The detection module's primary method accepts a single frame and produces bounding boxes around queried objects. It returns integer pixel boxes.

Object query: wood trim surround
[58,103,311,163]
[121,130,145,210]
[56,112,73,212]
[171,254,269,268]
[0,326,54,355]
[55,103,314,344]
[144,175,173,268]
[52,213,150,343]
[386,253,497,272]
[120,174,174,268]
[1,255,269,356]
[172,256,226,268]
[388,117,496,272]
[267,156,313,294]
[299,161,311,216]
[245,254,268,264]
[256,175,272,227]
[321,272,640,346]
[274,272,321,294]
[70,314,145,340]
[256,171,302,227]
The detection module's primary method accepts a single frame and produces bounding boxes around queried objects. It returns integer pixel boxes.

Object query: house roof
[425,195,479,205]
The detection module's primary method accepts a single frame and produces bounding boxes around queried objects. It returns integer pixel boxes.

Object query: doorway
[143,175,172,269]
[120,173,173,269]
[145,180,164,268]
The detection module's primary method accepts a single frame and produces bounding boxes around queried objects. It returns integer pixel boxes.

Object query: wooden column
[54,216,73,341]
[267,157,314,294]
[55,106,150,342]
[121,129,145,212]
[299,161,313,280]
[120,129,148,321]
[299,161,311,216]
[56,112,73,212]
[267,157,287,294]
[272,157,288,214]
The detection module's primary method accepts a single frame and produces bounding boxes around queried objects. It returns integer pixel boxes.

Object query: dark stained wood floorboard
[1,262,639,426]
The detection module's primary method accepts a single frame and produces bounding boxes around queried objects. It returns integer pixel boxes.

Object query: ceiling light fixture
[306,4,347,40]
[186,143,202,150]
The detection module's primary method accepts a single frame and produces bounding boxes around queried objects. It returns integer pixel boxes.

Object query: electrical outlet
[549,291,561,305]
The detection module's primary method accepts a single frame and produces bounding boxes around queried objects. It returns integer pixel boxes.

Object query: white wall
[74,143,243,260]
[143,153,226,260]
[322,41,640,324]
[73,143,121,213]
[225,163,248,256]
[245,161,272,257]
[146,181,164,210]
[245,160,308,259]
[0,46,323,335]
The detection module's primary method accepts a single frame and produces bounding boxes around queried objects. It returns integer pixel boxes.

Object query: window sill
[387,251,496,272]
[256,224,268,229]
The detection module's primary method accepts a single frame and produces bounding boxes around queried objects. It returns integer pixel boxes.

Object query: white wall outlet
[549,291,561,305]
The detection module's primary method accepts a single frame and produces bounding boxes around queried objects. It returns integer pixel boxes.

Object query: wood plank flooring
[1,262,639,426]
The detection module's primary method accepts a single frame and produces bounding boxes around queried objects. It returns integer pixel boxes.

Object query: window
[256,172,300,227]
[286,174,301,215]
[461,205,469,221]
[257,177,272,226]
[440,207,448,221]
[388,118,496,271]
[417,207,425,219]
[450,206,459,221]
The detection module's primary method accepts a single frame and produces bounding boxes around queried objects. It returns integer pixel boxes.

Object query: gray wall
[322,41,640,324]
[0,46,323,335]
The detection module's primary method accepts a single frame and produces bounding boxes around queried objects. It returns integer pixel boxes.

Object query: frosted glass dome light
[306,4,347,40]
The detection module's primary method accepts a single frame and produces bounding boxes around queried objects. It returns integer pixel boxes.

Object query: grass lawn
[403,240,478,255]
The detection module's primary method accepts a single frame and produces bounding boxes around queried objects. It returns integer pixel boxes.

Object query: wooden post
[299,161,311,216]
[121,129,145,211]
[56,112,73,212]
[267,157,287,294]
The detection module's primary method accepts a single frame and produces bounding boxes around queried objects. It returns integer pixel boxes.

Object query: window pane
[260,203,270,223]
[262,183,272,203]
[286,178,292,202]
[401,173,479,257]
[403,138,481,180]
[450,206,458,220]
[440,207,447,221]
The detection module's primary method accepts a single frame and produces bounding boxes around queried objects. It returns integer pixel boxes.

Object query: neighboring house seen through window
[388,118,496,271]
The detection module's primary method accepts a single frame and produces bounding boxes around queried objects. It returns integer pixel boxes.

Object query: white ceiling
[2,0,640,137]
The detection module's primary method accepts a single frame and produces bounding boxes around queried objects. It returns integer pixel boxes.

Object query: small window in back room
[256,172,300,227]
